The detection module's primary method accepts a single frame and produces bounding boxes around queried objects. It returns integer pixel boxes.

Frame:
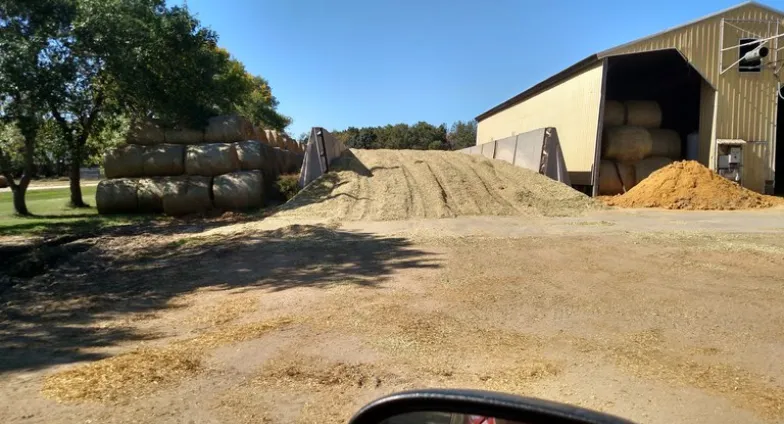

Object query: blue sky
[176,0,784,136]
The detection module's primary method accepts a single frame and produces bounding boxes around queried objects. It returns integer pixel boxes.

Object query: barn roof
[475,1,784,122]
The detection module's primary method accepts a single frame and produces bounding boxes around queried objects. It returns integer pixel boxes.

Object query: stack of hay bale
[96,115,305,216]
[599,100,682,195]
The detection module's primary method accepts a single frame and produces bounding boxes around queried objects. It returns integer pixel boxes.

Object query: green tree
[43,0,244,206]
[0,0,73,214]
[234,72,291,132]
[447,120,477,150]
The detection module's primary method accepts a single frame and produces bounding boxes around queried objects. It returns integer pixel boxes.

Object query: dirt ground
[1,208,784,424]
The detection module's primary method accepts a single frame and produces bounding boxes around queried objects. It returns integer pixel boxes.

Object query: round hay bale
[96,179,138,214]
[258,143,279,181]
[126,120,165,145]
[162,176,212,216]
[635,156,674,183]
[164,128,204,144]
[625,100,662,128]
[599,160,635,195]
[185,143,240,177]
[204,115,254,143]
[104,145,145,178]
[603,100,625,127]
[235,141,263,170]
[0,175,8,188]
[137,177,180,213]
[602,126,653,163]
[648,129,682,160]
[213,170,263,210]
[252,127,268,143]
[142,144,185,176]
[264,130,279,147]
[273,148,288,174]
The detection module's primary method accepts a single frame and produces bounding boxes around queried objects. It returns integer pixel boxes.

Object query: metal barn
[476,1,784,195]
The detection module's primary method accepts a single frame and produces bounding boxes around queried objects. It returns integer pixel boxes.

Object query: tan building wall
[476,63,604,185]
[601,3,783,192]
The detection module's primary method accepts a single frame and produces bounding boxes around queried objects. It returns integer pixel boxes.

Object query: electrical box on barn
[716,139,746,184]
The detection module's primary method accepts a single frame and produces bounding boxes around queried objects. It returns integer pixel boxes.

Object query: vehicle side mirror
[349,389,636,424]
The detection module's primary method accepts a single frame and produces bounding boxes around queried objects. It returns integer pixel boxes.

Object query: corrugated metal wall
[602,3,782,192]
[476,63,604,185]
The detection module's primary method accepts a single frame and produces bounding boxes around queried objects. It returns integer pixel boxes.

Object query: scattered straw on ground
[277,149,597,220]
[188,295,259,327]
[41,317,292,403]
[604,160,784,210]
[573,328,784,420]
[256,355,400,390]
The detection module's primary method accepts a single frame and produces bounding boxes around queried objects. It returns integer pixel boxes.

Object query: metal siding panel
[476,63,604,174]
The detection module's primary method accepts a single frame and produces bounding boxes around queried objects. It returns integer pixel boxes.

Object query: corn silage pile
[276,149,599,221]
[97,115,305,216]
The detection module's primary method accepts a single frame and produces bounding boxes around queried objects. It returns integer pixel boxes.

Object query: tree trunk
[11,174,31,216]
[69,157,87,207]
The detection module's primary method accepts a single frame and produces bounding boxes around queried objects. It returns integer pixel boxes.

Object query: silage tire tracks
[447,154,521,215]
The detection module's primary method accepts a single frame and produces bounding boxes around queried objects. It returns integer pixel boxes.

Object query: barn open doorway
[596,49,712,196]
[605,49,704,159]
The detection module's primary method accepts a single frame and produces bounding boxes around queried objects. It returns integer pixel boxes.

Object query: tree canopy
[0,0,290,213]
[333,120,476,151]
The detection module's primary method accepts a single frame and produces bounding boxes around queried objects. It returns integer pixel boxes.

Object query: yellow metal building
[476,1,784,194]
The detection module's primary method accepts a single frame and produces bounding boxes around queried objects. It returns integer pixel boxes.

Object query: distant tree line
[0,0,291,215]
[332,120,477,151]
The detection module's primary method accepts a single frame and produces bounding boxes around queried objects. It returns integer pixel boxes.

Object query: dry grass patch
[41,317,293,403]
[575,329,784,420]
[188,295,259,327]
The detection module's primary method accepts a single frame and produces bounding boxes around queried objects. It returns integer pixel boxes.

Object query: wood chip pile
[97,115,304,215]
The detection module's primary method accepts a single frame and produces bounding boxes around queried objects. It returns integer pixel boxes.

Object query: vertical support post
[316,128,329,173]
[591,58,609,197]
[718,18,725,78]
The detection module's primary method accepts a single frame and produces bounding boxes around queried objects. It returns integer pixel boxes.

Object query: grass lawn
[0,186,149,237]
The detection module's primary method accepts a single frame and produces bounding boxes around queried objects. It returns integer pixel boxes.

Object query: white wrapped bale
[603,100,625,127]
[635,156,673,183]
[602,126,653,163]
[126,120,165,145]
[649,129,682,160]
[141,144,185,176]
[164,128,204,144]
[185,143,240,176]
[104,145,145,178]
[598,160,636,195]
[624,101,662,128]
[96,179,138,214]
[213,171,263,210]
[204,115,254,143]
[235,140,264,170]
[162,176,212,216]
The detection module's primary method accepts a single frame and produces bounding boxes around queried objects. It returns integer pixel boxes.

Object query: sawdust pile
[41,317,292,402]
[277,149,597,220]
[605,160,783,210]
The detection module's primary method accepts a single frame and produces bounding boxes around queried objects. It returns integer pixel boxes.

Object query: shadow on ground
[0,223,440,373]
